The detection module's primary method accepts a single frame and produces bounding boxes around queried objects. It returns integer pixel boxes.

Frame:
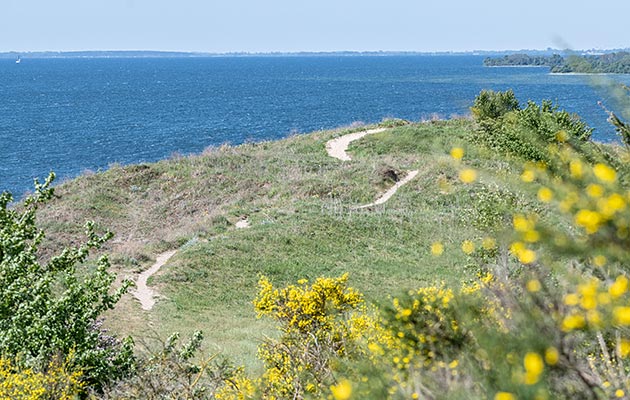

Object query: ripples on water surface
[1,55,629,195]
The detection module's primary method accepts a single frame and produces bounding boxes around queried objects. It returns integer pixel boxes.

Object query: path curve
[134,217,251,311]
[325,127,419,208]
[326,128,387,161]
[356,170,419,209]
[133,250,177,311]
[134,127,414,311]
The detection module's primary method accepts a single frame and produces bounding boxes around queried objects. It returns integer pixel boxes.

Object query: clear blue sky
[2,0,629,52]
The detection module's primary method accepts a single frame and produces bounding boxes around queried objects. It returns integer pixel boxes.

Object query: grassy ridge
[36,118,544,369]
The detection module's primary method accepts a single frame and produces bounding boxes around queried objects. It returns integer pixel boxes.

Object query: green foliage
[470,90,592,163]
[0,173,134,390]
[555,52,630,74]
[484,53,564,68]
[23,89,630,398]
[470,89,520,121]
[517,100,592,142]
[101,331,236,399]
[378,118,411,128]
[484,52,630,74]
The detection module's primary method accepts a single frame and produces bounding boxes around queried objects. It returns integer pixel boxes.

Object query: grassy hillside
[9,88,630,399]
[33,117,553,370]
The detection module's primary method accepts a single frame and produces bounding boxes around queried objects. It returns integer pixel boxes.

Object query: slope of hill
[36,117,538,368]
[10,88,630,398]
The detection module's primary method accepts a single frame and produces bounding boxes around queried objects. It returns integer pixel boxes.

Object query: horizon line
[2,47,629,55]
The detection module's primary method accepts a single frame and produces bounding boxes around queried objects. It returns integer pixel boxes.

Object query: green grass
[36,118,549,370]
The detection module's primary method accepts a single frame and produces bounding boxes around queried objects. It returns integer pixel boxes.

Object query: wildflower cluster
[254,274,363,334]
[359,286,468,399]
[250,275,370,399]
[559,276,630,333]
[0,356,83,400]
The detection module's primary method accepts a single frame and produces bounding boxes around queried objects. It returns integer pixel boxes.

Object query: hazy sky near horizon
[2,0,629,52]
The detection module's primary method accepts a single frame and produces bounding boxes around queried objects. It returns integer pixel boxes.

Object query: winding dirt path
[133,250,177,311]
[134,127,415,311]
[325,128,387,161]
[356,170,419,209]
[134,217,251,311]
[325,127,419,208]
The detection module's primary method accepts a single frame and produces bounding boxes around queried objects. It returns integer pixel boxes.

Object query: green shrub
[516,100,592,142]
[469,90,593,163]
[470,89,520,121]
[100,331,236,400]
[0,173,134,391]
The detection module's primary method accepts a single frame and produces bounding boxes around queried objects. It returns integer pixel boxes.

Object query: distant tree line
[483,53,564,68]
[484,52,630,73]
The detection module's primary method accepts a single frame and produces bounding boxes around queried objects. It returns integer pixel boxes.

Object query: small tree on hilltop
[0,173,134,391]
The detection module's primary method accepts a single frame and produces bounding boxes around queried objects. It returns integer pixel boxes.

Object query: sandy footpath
[134,126,417,311]
[325,127,419,208]
[355,169,419,209]
[133,250,177,311]
[325,128,387,161]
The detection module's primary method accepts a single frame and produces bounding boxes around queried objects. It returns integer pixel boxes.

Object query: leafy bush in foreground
[0,174,134,392]
[101,331,237,399]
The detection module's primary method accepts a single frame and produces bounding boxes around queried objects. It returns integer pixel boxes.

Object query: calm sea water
[2,55,630,196]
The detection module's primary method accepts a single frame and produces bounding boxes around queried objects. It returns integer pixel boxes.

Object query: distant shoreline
[548,72,619,76]
[485,65,548,68]
[2,48,629,59]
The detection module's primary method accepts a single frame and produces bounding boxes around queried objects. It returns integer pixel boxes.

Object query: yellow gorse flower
[461,240,475,255]
[521,169,535,182]
[544,347,559,365]
[593,163,617,183]
[610,276,629,298]
[450,147,464,160]
[330,379,352,400]
[431,242,444,256]
[556,130,569,142]
[495,391,516,400]
[527,280,541,292]
[459,168,477,184]
[574,209,602,234]
[523,352,544,385]
[613,306,630,325]
[538,187,553,202]
[569,160,583,178]
[561,313,586,331]
[587,184,604,198]
[513,215,535,232]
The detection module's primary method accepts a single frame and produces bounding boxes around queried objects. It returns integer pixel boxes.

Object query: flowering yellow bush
[251,274,371,399]
[0,357,82,400]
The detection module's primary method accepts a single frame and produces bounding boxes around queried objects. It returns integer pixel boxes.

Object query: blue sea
[2,55,630,196]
